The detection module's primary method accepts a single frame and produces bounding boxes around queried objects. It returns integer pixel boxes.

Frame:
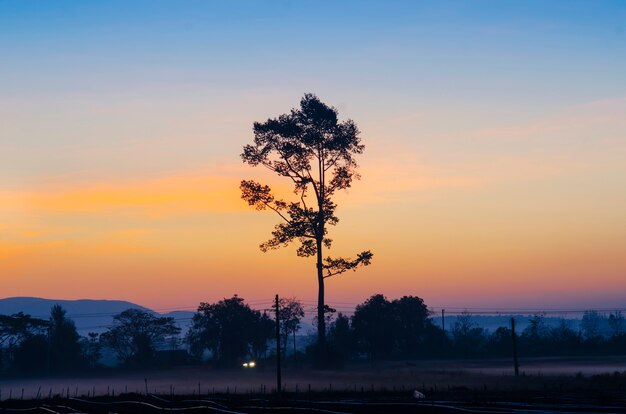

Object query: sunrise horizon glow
[1,1,625,311]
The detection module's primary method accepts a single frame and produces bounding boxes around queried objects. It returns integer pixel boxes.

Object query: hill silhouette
[0,297,194,334]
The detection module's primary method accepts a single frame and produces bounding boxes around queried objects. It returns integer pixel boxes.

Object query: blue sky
[2,1,624,102]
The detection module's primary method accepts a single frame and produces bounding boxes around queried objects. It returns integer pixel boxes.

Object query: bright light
[242,362,249,368]
[242,361,256,368]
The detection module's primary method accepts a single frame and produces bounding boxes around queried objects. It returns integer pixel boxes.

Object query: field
[1,357,625,413]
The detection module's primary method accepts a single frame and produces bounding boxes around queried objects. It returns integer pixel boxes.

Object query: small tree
[278,297,304,357]
[187,296,272,365]
[485,326,514,357]
[250,312,275,360]
[580,310,606,343]
[524,313,548,338]
[241,94,373,348]
[328,313,354,362]
[0,313,48,373]
[547,319,581,355]
[351,294,394,360]
[101,309,180,367]
[81,332,102,368]
[351,294,433,360]
[451,311,485,357]
[48,304,82,372]
[0,312,48,349]
[13,334,48,374]
[391,296,430,357]
[608,311,624,338]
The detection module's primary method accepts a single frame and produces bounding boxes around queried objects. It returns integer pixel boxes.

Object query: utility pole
[511,317,519,377]
[275,294,282,393]
[441,309,445,332]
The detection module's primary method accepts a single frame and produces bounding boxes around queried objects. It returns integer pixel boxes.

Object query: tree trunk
[316,150,326,354]
[316,237,326,348]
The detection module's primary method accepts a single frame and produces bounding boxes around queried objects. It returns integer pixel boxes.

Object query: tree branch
[263,200,291,224]
[322,250,373,279]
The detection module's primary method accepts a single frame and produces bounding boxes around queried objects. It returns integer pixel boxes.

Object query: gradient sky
[1,1,625,312]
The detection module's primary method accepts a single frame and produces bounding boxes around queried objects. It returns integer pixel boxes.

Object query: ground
[1,356,625,399]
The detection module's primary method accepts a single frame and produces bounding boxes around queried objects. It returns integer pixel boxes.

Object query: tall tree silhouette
[241,93,373,348]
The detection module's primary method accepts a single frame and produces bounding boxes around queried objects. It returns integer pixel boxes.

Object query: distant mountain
[0,297,164,335]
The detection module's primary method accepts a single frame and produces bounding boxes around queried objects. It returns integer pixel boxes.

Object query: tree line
[327,296,625,361]
[1,294,624,375]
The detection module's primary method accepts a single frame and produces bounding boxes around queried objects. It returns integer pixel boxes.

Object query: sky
[1,1,625,312]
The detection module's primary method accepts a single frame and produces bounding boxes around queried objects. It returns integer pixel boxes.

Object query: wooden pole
[511,317,519,377]
[293,330,297,364]
[441,309,445,332]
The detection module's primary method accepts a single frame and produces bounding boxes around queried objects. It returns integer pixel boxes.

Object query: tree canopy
[350,294,438,360]
[186,296,273,365]
[100,309,180,367]
[0,312,48,349]
[241,93,373,348]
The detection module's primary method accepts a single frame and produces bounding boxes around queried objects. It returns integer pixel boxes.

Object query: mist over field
[2,357,626,401]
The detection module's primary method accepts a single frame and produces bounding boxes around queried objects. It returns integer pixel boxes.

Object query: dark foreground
[1,358,626,413]
[1,381,625,414]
